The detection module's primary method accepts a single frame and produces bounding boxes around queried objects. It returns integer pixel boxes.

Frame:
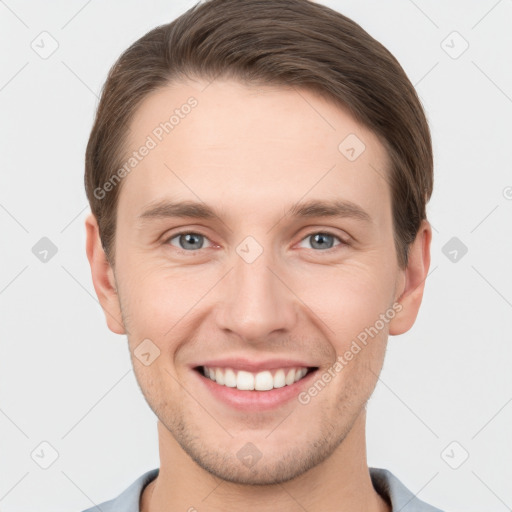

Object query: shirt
[81,467,445,512]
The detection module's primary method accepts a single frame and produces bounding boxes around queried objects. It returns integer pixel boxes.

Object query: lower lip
[194,368,318,412]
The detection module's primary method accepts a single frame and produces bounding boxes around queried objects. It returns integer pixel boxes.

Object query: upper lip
[193,357,318,373]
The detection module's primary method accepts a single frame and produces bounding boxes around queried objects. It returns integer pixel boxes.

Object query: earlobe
[85,213,126,335]
[388,220,432,336]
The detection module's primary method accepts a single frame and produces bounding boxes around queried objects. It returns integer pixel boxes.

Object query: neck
[141,410,390,512]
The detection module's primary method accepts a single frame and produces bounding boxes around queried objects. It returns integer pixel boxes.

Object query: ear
[389,219,432,335]
[85,213,126,335]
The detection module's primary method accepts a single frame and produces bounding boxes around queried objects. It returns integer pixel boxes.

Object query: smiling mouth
[194,365,318,391]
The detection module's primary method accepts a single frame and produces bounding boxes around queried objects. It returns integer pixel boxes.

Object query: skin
[86,78,431,512]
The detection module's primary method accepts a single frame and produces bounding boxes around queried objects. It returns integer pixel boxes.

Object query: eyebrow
[137,198,372,224]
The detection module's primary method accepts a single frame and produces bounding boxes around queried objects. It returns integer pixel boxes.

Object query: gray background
[1,0,511,511]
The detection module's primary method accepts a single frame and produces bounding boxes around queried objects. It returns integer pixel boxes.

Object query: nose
[214,247,297,343]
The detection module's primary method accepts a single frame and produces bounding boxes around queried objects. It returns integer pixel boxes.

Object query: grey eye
[168,233,210,251]
[298,232,342,250]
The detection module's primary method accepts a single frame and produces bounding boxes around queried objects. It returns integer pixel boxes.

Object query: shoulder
[370,467,445,512]
[80,468,159,512]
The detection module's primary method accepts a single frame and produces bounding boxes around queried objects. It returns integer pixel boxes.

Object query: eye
[297,232,346,251]
[164,230,347,253]
[166,232,213,251]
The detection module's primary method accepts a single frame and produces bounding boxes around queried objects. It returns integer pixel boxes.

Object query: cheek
[117,262,217,370]
[295,260,396,340]
[117,258,198,326]
[117,245,397,349]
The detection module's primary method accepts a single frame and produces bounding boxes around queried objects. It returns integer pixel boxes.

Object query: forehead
[118,79,391,227]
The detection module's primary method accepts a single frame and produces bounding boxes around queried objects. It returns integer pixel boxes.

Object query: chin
[179,431,339,486]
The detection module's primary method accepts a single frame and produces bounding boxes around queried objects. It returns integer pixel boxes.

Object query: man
[83,0,443,510]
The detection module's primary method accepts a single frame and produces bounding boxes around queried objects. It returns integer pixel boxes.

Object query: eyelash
[163,230,349,254]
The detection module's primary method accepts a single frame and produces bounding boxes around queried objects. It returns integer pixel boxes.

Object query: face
[87,78,430,485]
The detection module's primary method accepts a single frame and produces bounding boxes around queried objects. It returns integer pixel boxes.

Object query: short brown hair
[85,0,433,269]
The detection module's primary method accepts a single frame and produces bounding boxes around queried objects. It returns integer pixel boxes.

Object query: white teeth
[236,370,254,390]
[273,369,286,388]
[224,368,237,387]
[254,371,273,391]
[285,369,296,385]
[202,366,310,391]
[295,368,307,382]
[215,368,225,385]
